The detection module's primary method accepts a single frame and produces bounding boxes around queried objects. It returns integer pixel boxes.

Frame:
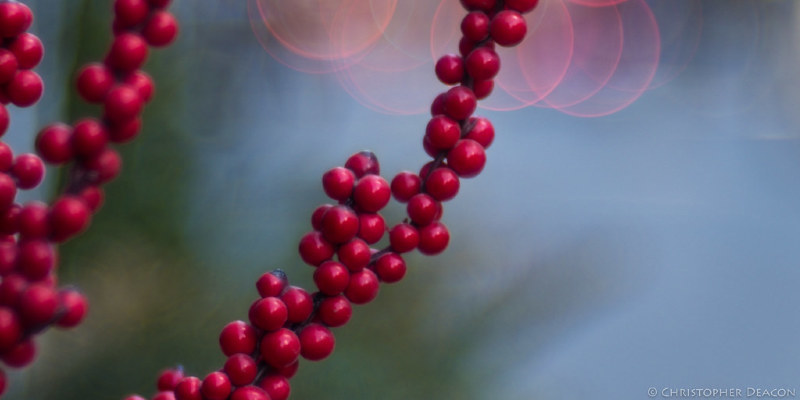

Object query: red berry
[418,221,450,255]
[0,2,32,38]
[157,368,184,391]
[459,0,496,12]
[434,54,464,85]
[357,213,384,244]
[461,11,490,42]
[201,372,232,400]
[345,269,379,304]
[224,354,258,386]
[76,64,114,103]
[230,386,270,400]
[0,143,12,171]
[0,50,17,85]
[374,252,407,283]
[219,320,257,356]
[18,202,49,239]
[490,10,527,46]
[280,286,313,323]
[0,173,15,211]
[248,296,288,331]
[106,33,149,71]
[72,118,109,156]
[337,238,370,272]
[314,261,350,296]
[425,115,461,152]
[407,194,439,226]
[317,295,351,327]
[506,0,540,13]
[8,33,43,70]
[447,139,486,177]
[260,328,301,368]
[1,338,35,367]
[150,0,171,8]
[275,360,299,379]
[84,148,122,184]
[465,117,494,148]
[353,175,390,213]
[466,47,500,81]
[104,85,144,123]
[0,274,25,307]
[298,231,334,266]
[310,204,333,230]
[425,167,460,201]
[0,105,7,138]
[0,242,16,275]
[152,392,176,400]
[124,396,146,400]
[143,11,179,47]
[389,223,419,253]
[114,0,150,27]
[11,153,44,189]
[391,171,421,203]
[18,282,58,326]
[431,92,447,116]
[473,79,494,99]
[175,376,202,400]
[6,70,43,107]
[321,167,355,201]
[259,374,291,400]
[50,196,91,242]
[56,289,89,328]
[108,117,142,143]
[36,123,73,164]
[320,205,359,244]
[123,70,154,103]
[0,307,21,351]
[79,186,105,212]
[443,86,477,121]
[299,323,335,361]
[256,270,287,298]
[345,150,380,178]
[18,240,55,281]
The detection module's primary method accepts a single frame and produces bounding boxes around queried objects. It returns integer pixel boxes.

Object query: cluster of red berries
[125,1,537,399]
[0,0,178,396]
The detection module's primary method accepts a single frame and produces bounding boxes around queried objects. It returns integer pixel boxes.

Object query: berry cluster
[0,0,178,396]
[125,1,537,399]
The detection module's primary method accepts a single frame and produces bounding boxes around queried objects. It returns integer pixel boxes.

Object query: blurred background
[4,0,800,398]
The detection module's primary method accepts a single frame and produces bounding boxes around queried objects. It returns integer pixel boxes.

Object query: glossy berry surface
[299,323,335,361]
[357,212,384,244]
[434,54,464,85]
[391,171,421,203]
[224,354,258,386]
[424,167,460,201]
[219,320,258,356]
[461,11,490,42]
[443,86,477,121]
[336,238,370,272]
[313,261,350,295]
[465,47,500,81]
[344,269,379,304]
[374,252,407,283]
[353,175,390,213]
[317,295,352,327]
[201,371,232,400]
[345,151,380,178]
[417,222,451,255]
[298,231,334,266]
[490,10,527,47]
[321,167,354,201]
[425,115,460,151]
[506,0,540,13]
[260,328,301,368]
[447,139,487,178]
[389,223,419,253]
[259,374,291,400]
[248,296,288,331]
[143,11,179,47]
[280,286,313,323]
[320,205,359,244]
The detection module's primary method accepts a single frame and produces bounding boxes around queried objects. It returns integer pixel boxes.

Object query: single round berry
[466,47,500,81]
[56,289,89,328]
[175,376,203,400]
[11,153,44,189]
[280,286,313,323]
[230,387,270,400]
[320,205,359,244]
[0,307,21,351]
[1,338,35,367]
[143,11,179,47]
[434,54,464,85]
[314,261,350,295]
[71,118,109,156]
[465,116,494,148]
[18,202,48,238]
[201,371,232,400]
[0,173,15,211]
[104,85,144,123]
[108,117,142,143]
[224,354,258,386]
[344,151,380,178]
[79,186,105,212]
[443,86,477,121]
[391,171,421,203]
[353,175,390,213]
[506,0,540,13]
[418,221,451,255]
[123,70,155,103]
[8,33,43,70]
[260,328,301,368]
[345,269,380,305]
[84,148,122,184]
[0,50,17,85]
[248,296,288,331]
[6,70,43,107]
[219,320,258,356]
[0,242,16,275]
[76,64,114,103]
[259,374,291,400]
[357,213,385,244]
[0,2,32,38]
[425,115,461,151]
[374,252,407,283]
[407,193,440,226]
[299,323,335,361]
[114,0,150,27]
[461,11,490,42]
[310,204,333,230]
[317,295,352,327]
[18,282,58,326]
[321,167,355,202]
[0,274,25,307]
[106,33,149,71]
[431,92,447,116]
[298,231,334,266]
[425,167,460,201]
[389,223,419,253]
[473,79,494,99]
[337,238,370,272]
[157,368,185,391]
[36,123,73,164]
[49,195,91,242]
[447,139,487,177]
[459,0,496,12]
[490,10,527,47]
[18,240,55,281]
[256,271,287,298]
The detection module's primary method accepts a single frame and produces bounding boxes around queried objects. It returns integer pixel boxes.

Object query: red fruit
[17,240,55,281]
[8,33,43,70]
[465,117,494,148]
[0,105,7,138]
[18,202,48,239]
[108,117,142,143]
[299,323,335,361]
[391,171,421,203]
[280,286,313,323]
[50,196,91,242]
[1,338,35,367]
[418,221,450,255]
[6,70,43,107]
[320,205,359,244]
[425,167,460,201]
[0,242,16,275]
[0,307,21,351]
[313,261,350,296]
[443,86,477,121]
[0,50,17,84]
[431,92,447,116]
[114,0,150,27]
[407,193,439,226]
[230,386,270,400]
[248,296,288,331]
[357,213,384,244]
[18,282,58,326]
[256,270,287,298]
[317,295,352,327]
[84,148,122,184]
[0,2,32,38]
[353,175,390,213]
[219,320,258,356]
[447,139,486,177]
[0,274,25,307]
[143,11,179,47]
[434,54,464,85]
[389,223,419,253]
[157,368,185,391]
[0,173,15,211]
[0,143,12,171]
[201,371,232,400]
[310,204,333,230]
[71,118,109,156]
[465,47,500,81]
[345,269,379,305]
[461,11,490,42]
[224,354,258,386]
[79,186,105,212]
[321,167,355,201]
[76,64,114,103]
[425,115,461,151]
[123,70,154,103]
[150,0,171,8]
[473,79,494,99]
[337,238,370,272]
[36,123,73,164]
[374,252,407,283]
[490,10,527,46]
[11,153,44,189]
[506,0,540,13]
[175,376,203,400]
[56,289,89,328]
[259,374,291,400]
[152,392,176,400]
[260,328,301,368]
[106,33,149,72]
[275,360,299,379]
[298,231,334,266]
[104,85,144,123]
[459,0,496,12]
[344,150,380,178]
